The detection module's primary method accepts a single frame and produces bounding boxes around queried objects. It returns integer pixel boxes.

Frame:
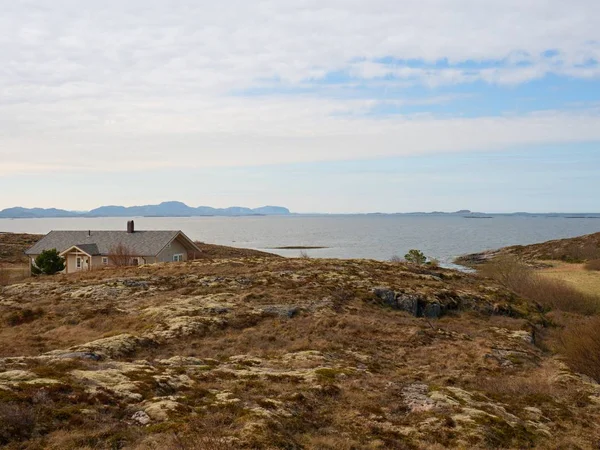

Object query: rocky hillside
[456,231,600,266]
[1,256,599,448]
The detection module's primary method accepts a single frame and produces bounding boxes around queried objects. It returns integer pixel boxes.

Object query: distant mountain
[0,207,77,218]
[0,202,291,218]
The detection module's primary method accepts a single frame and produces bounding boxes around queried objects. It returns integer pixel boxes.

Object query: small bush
[559,316,600,382]
[428,258,440,268]
[389,255,404,263]
[584,259,600,271]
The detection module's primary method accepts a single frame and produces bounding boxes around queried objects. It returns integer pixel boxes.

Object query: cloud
[1,0,599,174]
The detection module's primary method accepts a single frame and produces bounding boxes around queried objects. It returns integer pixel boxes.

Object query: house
[25,221,201,273]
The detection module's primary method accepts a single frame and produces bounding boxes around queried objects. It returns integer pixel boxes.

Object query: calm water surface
[2,215,599,267]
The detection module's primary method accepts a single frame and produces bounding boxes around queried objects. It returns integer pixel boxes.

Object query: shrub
[32,249,65,275]
[559,316,600,382]
[0,403,36,445]
[561,243,600,263]
[389,255,404,263]
[427,258,440,268]
[584,259,600,271]
[405,249,427,265]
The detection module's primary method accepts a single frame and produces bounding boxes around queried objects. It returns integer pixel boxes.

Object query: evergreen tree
[32,249,65,275]
[404,249,427,265]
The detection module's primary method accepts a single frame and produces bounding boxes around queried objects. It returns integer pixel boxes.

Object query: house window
[76,257,82,269]
[132,258,139,266]
[102,257,109,265]
[173,254,183,262]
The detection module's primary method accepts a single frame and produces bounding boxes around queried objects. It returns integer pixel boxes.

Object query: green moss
[314,368,343,381]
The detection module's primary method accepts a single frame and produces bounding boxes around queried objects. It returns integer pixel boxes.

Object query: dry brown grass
[480,256,600,315]
[0,263,30,286]
[1,255,600,448]
[0,232,41,264]
[0,263,8,286]
[558,315,600,382]
[584,259,600,271]
[536,261,600,297]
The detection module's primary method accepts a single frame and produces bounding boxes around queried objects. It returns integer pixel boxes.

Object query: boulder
[373,288,397,308]
[132,410,151,425]
[259,305,300,318]
[374,288,444,318]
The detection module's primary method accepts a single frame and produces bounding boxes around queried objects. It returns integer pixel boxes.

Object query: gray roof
[26,230,197,256]
[69,243,100,256]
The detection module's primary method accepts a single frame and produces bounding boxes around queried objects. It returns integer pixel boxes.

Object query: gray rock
[132,410,151,425]
[373,288,397,308]
[374,288,445,318]
[121,280,149,289]
[260,305,300,318]
[52,351,102,361]
[397,293,421,316]
[423,303,442,319]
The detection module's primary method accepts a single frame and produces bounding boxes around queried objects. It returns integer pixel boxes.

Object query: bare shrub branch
[108,243,135,267]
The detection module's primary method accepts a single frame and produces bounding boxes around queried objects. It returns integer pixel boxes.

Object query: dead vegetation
[584,259,600,271]
[558,315,600,382]
[0,233,41,265]
[479,256,600,315]
[0,254,599,448]
[108,242,137,266]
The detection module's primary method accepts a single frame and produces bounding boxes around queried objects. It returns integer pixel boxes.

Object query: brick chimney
[127,220,135,233]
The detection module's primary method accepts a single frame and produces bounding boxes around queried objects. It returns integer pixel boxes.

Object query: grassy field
[538,261,600,297]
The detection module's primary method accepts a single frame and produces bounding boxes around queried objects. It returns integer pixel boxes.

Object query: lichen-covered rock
[132,410,151,425]
[60,334,155,358]
[71,369,142,401]
[143,399,182,421]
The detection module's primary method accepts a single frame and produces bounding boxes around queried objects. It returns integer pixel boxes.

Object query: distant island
[1,204,599,219]
[0,201,291,218]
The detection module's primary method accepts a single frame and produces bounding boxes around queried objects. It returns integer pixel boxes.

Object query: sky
[1,0,599,213]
